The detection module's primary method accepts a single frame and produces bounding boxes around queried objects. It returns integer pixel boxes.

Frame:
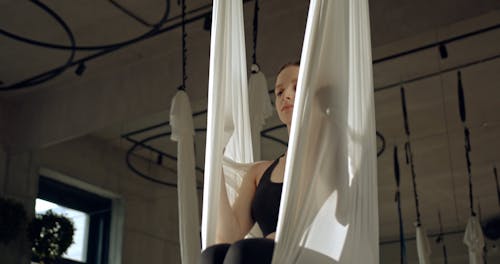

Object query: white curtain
[273,0,378,262]
[464,216,485,264]
[170,90,200,264]
[201,0,253,249]
[202,0,378,263]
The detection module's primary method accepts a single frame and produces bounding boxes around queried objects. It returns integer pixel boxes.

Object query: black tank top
[251,158,283,237]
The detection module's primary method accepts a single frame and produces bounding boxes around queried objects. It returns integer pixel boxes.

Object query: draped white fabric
[248,64,273,160]
[463,216,485,264]
[170,90,200,264]
[273,0,378,263]
[201,0,253,249]
[416,225,432,264]
[202,0,378,262]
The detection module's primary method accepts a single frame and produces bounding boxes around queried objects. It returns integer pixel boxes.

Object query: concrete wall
[38,136,183,264]
[0,135,186,264]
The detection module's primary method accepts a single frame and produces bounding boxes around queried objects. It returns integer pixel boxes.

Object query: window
[35,198,90,262]
[36,176,111,264]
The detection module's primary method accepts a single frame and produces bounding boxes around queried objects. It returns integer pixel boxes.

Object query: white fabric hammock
[463,216,485,264]
[201,0,378,263]
[201,0,254,248]
[273,0,378,262]
[170,90,201,264]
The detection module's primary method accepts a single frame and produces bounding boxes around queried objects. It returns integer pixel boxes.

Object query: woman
[200,62,299,264]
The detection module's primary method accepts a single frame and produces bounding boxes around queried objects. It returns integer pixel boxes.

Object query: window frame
[36,168,123,264]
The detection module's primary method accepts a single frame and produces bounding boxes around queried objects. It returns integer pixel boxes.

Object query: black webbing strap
[400,87,421,226]
[178,0,187,90]
[457,71,475,216]
[393,146,408,264]
[436,211,448,264]
[252,0,260,66]
[494,166,500,208]
[458,71,466,122]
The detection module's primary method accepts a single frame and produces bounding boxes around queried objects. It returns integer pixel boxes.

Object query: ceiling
[1,0,500,247]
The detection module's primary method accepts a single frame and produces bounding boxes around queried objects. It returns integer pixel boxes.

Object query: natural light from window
[35,198,89,262]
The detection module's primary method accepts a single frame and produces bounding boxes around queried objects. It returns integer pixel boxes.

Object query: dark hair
[277,60,300,76]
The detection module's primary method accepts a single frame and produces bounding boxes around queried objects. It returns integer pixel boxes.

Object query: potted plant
[28,210,75,264]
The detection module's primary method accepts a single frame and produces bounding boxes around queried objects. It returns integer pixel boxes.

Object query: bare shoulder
[248,160,273,186]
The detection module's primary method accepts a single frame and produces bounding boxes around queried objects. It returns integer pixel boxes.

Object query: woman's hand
[216,161,271,243]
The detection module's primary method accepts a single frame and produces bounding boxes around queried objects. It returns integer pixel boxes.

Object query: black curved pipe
[0,0,171,90]
[1,0,77,90]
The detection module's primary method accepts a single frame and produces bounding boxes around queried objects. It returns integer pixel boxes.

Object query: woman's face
[275,65,299,127]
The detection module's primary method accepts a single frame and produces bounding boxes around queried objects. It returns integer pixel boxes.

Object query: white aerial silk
[202,0,378,263]
[416,225,432,264]
[201,0,254,248]
[170,90,201,264]
[272,0,378,263]
[463,216,485,264]
[248,64,273,160]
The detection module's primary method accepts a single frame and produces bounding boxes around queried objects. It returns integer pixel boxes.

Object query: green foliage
[0,196,28,245]
[28,210,75,264]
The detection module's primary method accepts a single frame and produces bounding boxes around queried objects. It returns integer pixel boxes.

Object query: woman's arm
[215,162,268,243]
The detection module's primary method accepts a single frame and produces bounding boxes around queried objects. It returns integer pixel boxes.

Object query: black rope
[457,71,466,122]
[393,146,408,264]
[494,166,500,208]
[400,87,421,226]
[435,211,448,264]
[377,131,386,157]
[400,87,410,136]
[251,0,260,66]
[178,0,187,90]
[457,71,476,216]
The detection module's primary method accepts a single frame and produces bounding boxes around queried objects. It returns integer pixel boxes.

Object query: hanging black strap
[400,87,421,226]
[457,71,466,122]
[178,0,187,90]
[443,245,449,264]
[405,142,421,225]
[457,72,475,216]
[400,87,410,136]
[393,146,408,264]
[252,0,260,66]
[394,146,401,187]
[494,166,500,208]
[436,211,448,264]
